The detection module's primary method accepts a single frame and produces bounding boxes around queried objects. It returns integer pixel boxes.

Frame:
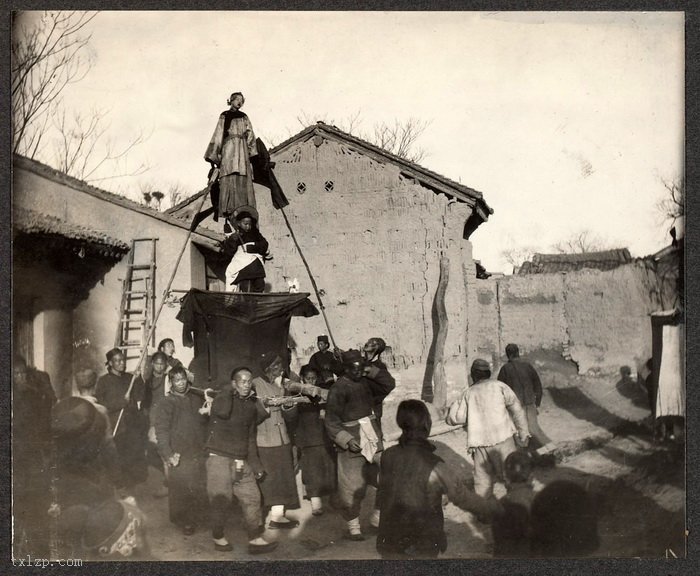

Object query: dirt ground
[136,357,685,561]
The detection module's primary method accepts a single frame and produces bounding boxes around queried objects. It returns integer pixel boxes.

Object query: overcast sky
[18,11,684,273]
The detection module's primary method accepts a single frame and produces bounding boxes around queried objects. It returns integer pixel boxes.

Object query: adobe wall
[13,164,209,391]
[255,136,475,389]
[472,262,663,375]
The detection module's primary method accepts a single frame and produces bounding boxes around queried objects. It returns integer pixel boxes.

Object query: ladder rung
[124,308,145,313]
[120,318,145,323]
[130,264,154,271]
[121,345,146,350]
[125,290,147,295]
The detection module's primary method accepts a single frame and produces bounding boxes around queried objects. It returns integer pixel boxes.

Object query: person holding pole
[95,348,148,491]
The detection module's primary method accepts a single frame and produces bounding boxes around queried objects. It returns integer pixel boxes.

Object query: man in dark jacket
[325,350,395,541]
[155,367,208,535]
[497,344,553,454]
[204,366,277,555]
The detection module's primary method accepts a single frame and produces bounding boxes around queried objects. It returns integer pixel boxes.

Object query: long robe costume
[204,110,257,217]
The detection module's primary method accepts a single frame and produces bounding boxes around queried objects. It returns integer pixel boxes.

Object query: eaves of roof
[13,155,223,247]
[14,206,130,251]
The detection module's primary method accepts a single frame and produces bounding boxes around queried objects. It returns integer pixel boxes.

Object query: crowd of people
[13,334,599,560]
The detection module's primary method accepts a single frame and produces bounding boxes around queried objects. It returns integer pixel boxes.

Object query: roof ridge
[270,122,492,213]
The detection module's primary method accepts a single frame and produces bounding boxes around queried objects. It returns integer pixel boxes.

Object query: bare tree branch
[292,111,431,163]
[550,229,612,254]
[13,11,150,187]
[501,245,539,270]
[656,176,684,228]
[12,11,98,156]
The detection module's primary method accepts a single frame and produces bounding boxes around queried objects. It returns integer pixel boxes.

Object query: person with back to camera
[376,399,502,559]
[446,358,530,499]
[491,450,537,557]
[529,480,599,558]
[497,343,555,458]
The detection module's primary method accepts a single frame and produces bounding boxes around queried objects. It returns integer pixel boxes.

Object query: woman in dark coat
[223,206,269,293]
[95,348,148,490]
[154,367,208,534]
[289,365,336,516]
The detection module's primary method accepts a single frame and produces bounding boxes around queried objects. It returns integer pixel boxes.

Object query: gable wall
[251,136,476,391]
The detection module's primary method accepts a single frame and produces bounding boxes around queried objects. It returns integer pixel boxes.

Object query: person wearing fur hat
[446,359,530,499]
[324,349,396,541]
[222,205,270,293]
[80,497,152,559]
[252,352,301,530]
[154,367,208,536]
[95,348,148,490]
[204,91,258,222]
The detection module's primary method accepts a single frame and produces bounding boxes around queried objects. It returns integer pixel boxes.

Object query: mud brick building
[169,122,493,395]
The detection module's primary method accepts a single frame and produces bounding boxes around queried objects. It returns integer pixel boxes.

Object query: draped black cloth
[177,289,318,389]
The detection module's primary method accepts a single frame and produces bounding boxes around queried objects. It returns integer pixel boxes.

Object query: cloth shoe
[268,519,300,530]
[248,539,278,555]
[213,538,233,552]
[345,517,364,541]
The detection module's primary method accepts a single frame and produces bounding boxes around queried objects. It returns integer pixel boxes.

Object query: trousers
[206,453,264,540]
[472,436,517,499]
[336,450,380,521]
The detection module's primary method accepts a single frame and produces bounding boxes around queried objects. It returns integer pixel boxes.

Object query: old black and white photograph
[10,10,685,564]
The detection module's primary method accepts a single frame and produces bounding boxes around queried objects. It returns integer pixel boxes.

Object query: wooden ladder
[115,238,158,372]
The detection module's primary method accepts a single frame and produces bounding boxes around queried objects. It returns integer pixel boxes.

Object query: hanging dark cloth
[177,289,318,389]
[251,138,289,210]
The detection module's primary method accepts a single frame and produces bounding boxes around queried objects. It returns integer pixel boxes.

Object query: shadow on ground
[548,386,628,431]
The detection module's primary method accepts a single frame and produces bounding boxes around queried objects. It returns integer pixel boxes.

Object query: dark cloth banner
[177,289,318,389]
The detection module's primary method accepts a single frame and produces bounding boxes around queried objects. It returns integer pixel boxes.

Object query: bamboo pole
[113,186,212,437]
[279,207,338,349]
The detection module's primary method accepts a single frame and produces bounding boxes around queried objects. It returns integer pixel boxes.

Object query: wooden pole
[279,207,338,349]
[113,186,212,437]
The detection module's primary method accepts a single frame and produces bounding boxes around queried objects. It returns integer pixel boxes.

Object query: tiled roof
[13,206,130,252]
[518,249,633,275]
